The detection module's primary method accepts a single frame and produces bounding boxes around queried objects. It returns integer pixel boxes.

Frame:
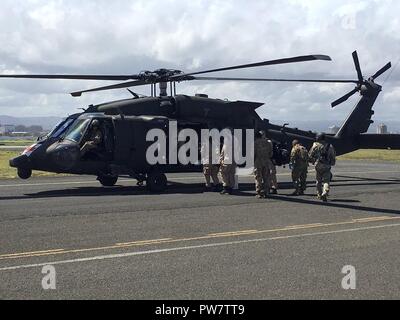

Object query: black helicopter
[1,51,398,192]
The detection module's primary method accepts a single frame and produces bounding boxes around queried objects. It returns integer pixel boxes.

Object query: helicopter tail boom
[358,134,400,150]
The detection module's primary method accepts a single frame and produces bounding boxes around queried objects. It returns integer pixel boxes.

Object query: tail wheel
[98,175,118,187]
[146,172,167,193]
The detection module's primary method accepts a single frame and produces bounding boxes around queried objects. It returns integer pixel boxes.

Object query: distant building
[11,132,30,137]
[377,123,388,134]
[0,124,16,135]
[329,125,340,134]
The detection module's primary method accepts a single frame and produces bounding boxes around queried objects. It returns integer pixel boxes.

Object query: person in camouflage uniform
[254,131,273,198]
[269,163,278,194]
[308,133,336,202]
[201,137,222,192]
[264,133,278,194]
[220,130,236,195]
[290,140,309,196]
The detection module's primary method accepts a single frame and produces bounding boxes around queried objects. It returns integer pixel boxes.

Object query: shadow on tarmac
[267,195,400,215]
[1,176,400,215]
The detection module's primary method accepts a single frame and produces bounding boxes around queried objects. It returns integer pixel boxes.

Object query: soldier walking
[220,130,236,195]
[290,140,309,196]
[308,133,336,202]
[264,133,278,194]
[268,146,279,194]
[201,137,222,192]
[254,131,273,198]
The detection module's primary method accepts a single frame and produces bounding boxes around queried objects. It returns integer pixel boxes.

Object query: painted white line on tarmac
[1,222,400,272]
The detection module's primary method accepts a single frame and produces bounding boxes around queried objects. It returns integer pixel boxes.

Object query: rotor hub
[138,69,184,82]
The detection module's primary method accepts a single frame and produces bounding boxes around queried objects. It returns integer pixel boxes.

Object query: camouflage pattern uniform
[254,136,273,198]
[80,127,103,157]
[220,137,236,194]
[290,143,309,195]
[201,142,220,188]
[267,139,278,193]
[308,141,336,201]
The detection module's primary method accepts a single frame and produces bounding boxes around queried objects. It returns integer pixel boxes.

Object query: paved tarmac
[0,160,399,300]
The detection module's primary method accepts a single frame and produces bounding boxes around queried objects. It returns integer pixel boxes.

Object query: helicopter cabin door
[112,116,134,166]
[113,116,169,174]
[130,117,169,173]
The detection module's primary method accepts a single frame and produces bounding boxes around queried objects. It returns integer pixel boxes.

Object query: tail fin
[335,82,380,138]
[333,51,391,138]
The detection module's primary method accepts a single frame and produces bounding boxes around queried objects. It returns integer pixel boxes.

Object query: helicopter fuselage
[9,95,264,184]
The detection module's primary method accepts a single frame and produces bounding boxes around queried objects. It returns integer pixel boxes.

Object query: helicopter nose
[9,154,31,168]
[9,154,33,179]
[47,141,80,170]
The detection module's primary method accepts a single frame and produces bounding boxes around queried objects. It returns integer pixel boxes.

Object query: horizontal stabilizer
[230,101,264,110]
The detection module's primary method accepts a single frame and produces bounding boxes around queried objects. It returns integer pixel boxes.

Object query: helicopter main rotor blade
[370,62,392,81]
[331,87,359,108]
[191,76,359,84]
[172,54,332,79]
[352,51,363,83]
[70,80,148,97]
[0,74,141,81]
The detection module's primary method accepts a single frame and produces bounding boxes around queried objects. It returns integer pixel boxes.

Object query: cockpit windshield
[63,119,91,143]
[46,118,76,139]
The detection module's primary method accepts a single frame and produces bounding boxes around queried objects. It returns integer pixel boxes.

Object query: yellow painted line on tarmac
[3,222,400,272]
[0,249,65,259]
[353,216,398,222]
[285,223,324,229]
[1,216,400,262]
[116,238,173,246]
[208,230,258,236]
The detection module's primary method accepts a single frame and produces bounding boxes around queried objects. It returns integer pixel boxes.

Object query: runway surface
[0,160,399,300]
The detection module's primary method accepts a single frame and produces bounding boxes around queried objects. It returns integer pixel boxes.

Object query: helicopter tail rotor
[331,87,360,108]
[330,51,392,108]
[370,62,392,81]
[352,51,364,83]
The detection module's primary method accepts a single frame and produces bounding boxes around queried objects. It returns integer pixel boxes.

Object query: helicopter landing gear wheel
[146,172,167,193]
[97,175,118,187]
[137,180,144,187]
[17,168,32,180]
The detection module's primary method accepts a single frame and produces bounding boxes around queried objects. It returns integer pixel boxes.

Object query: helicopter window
[64,119,91,143]
[48,118,75,138]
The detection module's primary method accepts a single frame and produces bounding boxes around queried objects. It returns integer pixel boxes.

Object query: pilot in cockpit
[80,120,103,158]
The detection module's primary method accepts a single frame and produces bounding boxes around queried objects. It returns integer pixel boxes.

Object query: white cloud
[0,0,398,124]
[384,87,400,103]
[29,1,66,30]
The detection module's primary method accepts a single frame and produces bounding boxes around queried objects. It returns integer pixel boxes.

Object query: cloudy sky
[0,0,399,126]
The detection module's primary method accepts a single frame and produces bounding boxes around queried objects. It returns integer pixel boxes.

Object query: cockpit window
[63,119,91,143]
[47,118,75,139]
